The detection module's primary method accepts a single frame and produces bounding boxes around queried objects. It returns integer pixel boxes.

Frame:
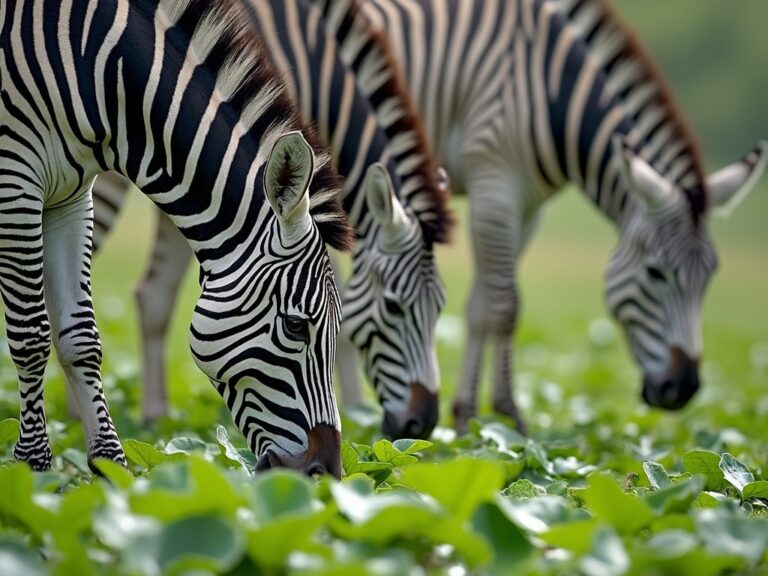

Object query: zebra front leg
[457,173,527,433]
[0,199,53,471]
[490,289,527,435]
[135,209,192,422]
[42,197,125,468]
[453,278,488,435]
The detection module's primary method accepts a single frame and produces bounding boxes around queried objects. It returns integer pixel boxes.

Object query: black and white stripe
[314,0,766,425]
[90,0,452,439]
[0,0,352,474]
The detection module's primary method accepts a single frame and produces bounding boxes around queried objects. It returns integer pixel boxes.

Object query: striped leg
[453,278,487,434]
[135,210,191,422]
[42,196,125,467]
[453,172,527,434]
[0,197,52,471]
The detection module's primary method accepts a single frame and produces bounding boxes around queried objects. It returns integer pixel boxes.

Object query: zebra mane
[312,0,453,244]
[158,0,352,250]
[559,0,709,217]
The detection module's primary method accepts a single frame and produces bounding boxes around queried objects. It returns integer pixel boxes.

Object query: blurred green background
[0,1,765,447]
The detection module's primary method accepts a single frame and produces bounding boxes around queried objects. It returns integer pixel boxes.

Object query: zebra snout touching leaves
[0,0,351,476]
[343,165,445,440]
[607,138,768,411]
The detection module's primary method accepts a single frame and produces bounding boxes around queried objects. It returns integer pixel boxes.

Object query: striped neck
[88,0,347,273]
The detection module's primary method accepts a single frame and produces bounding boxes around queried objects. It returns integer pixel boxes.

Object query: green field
[0,179,764,574]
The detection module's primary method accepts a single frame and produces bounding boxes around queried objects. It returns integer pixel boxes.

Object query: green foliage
[2,418,765,575]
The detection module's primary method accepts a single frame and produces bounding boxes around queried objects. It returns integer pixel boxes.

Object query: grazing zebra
[88,0,452,440]
[312,0,767,432]
[0,0,354,476]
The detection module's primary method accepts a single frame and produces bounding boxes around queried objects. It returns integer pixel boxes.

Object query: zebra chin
[381,382,439,441]
[254,424,342,479]
[641,347,701,411]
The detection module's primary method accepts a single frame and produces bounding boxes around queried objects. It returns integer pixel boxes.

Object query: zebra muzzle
[254,424,342,479]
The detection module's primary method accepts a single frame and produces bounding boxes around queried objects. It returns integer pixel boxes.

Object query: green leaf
[719,453,754,494]
[122,516,243,575]
[498,495,590,534]
[391,438,433,455]
[249,470,317,522]
[215,426,256,473]
[742,481,768,500]
[696,508,768,565]
[371,439,418,467]
[682,450,726,491]
[130,458,240,522]
[91,459,135,489]
[643,461,672,489]
[540,519,600,554]
[472,501,533,573]
[644,475,705,514]
[579,526,629,576]
[163,437,210,456]
[0,419,20,447]
[123,439,167,471]
[582,473,653,534]
[0,464,56,537]
[0,538,47,576]
[399,459,504,521]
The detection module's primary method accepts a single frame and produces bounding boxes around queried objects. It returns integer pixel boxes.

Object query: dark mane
[560,0,709,216]
[160,0,352,249]
[312,0,454,243]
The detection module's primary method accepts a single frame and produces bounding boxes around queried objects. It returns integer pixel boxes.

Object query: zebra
[311,0,767,432]
[87,0,452,440]
[0,0,354,476]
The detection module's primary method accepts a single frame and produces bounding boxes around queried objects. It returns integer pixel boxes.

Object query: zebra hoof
[452,401,476,436]
[492,399,528,436]
[13,442,53,472]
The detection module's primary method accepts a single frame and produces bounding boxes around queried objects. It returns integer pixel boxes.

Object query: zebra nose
[257,424,342,479]
[642,347,700,410]
[383,382,439,440]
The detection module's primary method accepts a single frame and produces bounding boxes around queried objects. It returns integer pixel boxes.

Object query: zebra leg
[455,173,527,433]
[0,198,53,471]
[331,254,364,408]
[42,196,125,467]
[452,278,488,435]
[135,209,192,422]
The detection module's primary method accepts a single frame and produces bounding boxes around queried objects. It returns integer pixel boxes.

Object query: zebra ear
[366,163,409,241]
[265,131,314,236]
[613,135,678,212]
[708,140,767,217]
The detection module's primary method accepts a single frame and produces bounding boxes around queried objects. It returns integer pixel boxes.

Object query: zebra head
[190,132,343,477]
[606,138,767,410]
[344,164,446,440]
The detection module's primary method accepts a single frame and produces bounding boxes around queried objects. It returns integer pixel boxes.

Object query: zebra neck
[96,1,287,276]
[246,0,403,238]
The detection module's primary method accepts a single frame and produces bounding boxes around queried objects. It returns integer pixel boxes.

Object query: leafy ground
[0,184,766,575]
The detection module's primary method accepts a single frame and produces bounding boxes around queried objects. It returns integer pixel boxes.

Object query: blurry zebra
[0,0,353,475]
[312,0,767,431]
[89,0,452,439]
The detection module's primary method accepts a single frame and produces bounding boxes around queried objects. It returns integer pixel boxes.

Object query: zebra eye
[646,266,665,281]
[283,315,310,343]
[384,297,403,317]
